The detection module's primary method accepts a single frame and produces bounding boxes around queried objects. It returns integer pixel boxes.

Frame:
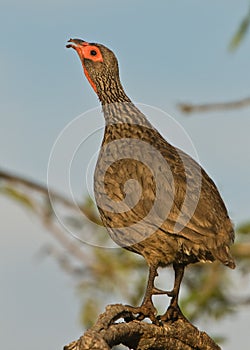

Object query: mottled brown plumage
[67,39,235,321]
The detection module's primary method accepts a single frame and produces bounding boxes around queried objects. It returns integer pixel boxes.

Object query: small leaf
[0,186,35,210]
[229,7,250,51]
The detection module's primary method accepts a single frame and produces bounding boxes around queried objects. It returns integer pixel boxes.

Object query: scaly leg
[160,263,185,321]
[126,265,158,322]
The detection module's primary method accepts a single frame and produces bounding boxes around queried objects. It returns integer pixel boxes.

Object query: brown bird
[67,38,235,322]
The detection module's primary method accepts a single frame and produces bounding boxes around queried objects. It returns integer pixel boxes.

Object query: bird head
[66,38,121,100]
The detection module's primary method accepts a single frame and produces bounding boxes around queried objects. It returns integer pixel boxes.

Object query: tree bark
[64,304,221,350]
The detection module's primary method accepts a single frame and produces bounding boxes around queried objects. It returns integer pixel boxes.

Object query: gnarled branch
[64,304,221,350]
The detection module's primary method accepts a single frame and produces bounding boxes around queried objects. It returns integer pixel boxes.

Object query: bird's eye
[90,50,97,56]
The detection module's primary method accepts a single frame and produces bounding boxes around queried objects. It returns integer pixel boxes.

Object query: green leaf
[229,7,250,51]
[0,186,35,210]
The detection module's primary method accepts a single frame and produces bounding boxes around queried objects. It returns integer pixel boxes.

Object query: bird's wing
[153,136,234,246]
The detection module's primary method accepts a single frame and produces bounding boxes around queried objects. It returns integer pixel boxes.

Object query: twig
[178,96,250,114]
[0,168,101,224]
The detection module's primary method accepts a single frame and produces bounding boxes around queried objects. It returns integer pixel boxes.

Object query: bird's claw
[125,302,160,325]
[159,304,183,322]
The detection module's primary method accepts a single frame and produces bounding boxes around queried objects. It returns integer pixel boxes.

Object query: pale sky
[1,1,250,349]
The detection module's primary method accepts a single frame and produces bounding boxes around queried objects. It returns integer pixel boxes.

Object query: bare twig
[178,96,250,114]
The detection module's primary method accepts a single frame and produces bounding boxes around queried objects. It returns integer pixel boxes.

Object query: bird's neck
[97,76,131,105]
[96,77,152,127]
[102,102,152,128]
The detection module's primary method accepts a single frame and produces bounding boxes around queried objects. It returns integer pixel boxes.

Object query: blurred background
[1,1,250,349]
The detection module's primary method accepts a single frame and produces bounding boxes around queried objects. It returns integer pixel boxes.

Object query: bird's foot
[125,300,159,324]
[159,304,184,323]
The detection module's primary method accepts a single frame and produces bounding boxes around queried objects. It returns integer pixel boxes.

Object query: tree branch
[64,304,221,350]
[178,96,250,114]
[0,168,101,225]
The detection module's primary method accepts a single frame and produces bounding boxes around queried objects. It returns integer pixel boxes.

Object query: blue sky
[1,1,250,349]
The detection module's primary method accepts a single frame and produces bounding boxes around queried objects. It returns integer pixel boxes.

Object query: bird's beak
[66,38,89,59]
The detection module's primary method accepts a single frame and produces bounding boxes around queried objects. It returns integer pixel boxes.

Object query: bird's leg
[126,265,158,322]
[139,264,158,317]
[160,263,185,321]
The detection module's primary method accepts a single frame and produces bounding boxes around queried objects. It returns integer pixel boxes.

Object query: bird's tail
[212,245,236,269]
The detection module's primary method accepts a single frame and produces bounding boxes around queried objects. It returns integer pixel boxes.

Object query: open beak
[66,38,89,60]
[66,38,85,60]
[66,38,87,49]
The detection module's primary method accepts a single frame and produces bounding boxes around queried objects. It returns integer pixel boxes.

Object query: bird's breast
[93,128,177,248]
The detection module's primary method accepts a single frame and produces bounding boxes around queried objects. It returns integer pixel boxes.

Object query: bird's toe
[125,302,159,324]
[160,304,183,322]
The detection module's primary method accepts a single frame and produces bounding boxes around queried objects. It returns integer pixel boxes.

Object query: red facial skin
[67,39,103,93]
